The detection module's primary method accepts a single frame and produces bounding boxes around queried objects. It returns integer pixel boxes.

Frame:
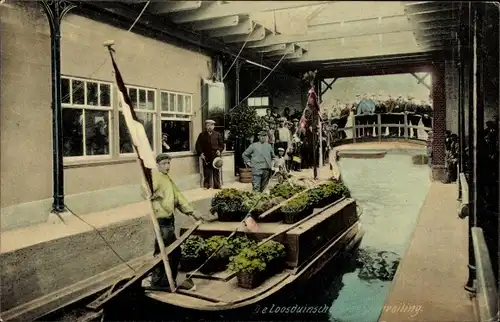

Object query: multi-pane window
[61,77,112,158]
[160,91,193,153]
[119,86,156,154]
[247,96,269,107]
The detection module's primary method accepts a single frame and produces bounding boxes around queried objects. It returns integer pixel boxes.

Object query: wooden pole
[138,157,176,292]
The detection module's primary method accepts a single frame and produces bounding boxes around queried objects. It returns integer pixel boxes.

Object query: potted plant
[228,103,261,181]
[200,235,232,274]
[228,247,267,289]
[228,235,256,256]
[210,188,252,221]
[307,186,327,209]
[281,194,312,224]
[257,240,286,276]
[321,181,351,204]
[270,182,306,200]
[179,235,207,272]
[255,196,285,222]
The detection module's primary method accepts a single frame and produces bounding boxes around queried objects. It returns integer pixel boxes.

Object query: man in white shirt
[276,117,292,154]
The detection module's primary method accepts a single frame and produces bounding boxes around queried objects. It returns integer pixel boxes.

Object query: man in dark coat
[195,120,224,189]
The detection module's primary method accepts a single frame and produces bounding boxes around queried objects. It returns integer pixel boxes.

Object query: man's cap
[258,130,268,136]
[292,118,299,122]
[205,119,215,124]
[156,152,172,163]
[278,147,285,152]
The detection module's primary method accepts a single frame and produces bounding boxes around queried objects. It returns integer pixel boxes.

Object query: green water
[329,153,430,322]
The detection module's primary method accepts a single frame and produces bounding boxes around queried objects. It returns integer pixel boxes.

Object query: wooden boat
[337,150,387,159]
[142,197,364,311]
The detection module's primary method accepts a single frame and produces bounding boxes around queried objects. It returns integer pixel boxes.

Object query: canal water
[97,152,430,322]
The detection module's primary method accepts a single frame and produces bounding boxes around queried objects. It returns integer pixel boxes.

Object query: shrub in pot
[321,181,351,204]
[257,240,286,276]
[228,235,256,256]
[228,247,267,289]
[281,194,312,224]
[270,182,306,200]
[307,186,328,209]
[180,235,207,272]
[210,188,252,221]
[200,235,232,274]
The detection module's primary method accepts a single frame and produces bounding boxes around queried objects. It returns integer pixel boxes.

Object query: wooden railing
[331,113,432,143]
[471,227,499,322]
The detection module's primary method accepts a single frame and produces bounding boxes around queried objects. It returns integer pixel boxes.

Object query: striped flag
[108,51,156,191]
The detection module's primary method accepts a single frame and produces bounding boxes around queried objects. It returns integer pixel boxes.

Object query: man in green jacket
[144,153,216,290]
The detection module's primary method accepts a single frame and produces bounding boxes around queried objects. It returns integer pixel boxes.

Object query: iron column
[41,0,76,213]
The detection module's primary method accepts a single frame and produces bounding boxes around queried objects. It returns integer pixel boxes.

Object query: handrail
[471,227,499,322]
[329,113,432,143]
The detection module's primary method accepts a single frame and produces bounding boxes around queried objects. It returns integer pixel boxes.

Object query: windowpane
[87,82,98,106]
[147,90,155,110]
[248,97,255,106]
[61,78,70,104]
[262,97,269,106]
[119,112,154,153]
[161,120,190,152]
[72,80,84,105]
[85,110,110,156]
[177,94,184,113]
[100,84,111,107]
[169,93,175,112]
[185,96,192,113]
[161,92,169,111]
[62,108,83,157]
[128,88,137,108]
[138,89,147,109]
[162,113,190,120]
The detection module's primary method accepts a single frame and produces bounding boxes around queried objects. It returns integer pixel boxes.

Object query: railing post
[377,114,382,142]
[403,113,409,141]
[353,115,357,143]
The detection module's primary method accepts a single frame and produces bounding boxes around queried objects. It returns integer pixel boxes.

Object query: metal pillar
[41,0,76,213]
[465,1,477,292]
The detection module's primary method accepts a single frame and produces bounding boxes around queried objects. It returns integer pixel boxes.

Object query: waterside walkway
[379,182,475,322]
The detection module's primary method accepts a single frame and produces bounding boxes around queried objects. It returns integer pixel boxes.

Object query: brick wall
[431,64,447,167]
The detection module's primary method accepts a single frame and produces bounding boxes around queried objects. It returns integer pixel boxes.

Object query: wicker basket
[283,206,311,224]
[179,257,205,272]
[237,270,265,289]
[199,256,229,274]
[218,211,246,222]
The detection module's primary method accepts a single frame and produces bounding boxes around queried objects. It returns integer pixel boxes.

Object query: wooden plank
[86,222,201,310]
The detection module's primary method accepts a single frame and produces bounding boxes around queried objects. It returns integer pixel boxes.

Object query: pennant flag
[108,52,156,191]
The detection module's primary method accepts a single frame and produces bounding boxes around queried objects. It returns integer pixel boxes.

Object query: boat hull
[143,221,364,312]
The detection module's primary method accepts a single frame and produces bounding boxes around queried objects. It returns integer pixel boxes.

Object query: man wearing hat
[144,153,216,290]
[242,131,277,192]
[195,120,225,189]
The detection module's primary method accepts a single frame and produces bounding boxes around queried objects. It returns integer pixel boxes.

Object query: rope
[64,205,136,272]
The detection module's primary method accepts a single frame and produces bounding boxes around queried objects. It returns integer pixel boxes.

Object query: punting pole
[105,41,176,293]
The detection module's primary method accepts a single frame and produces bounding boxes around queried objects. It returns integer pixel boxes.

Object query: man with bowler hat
[195,120,224,189]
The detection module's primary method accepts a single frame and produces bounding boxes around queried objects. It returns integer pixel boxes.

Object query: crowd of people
[255,93,434,174]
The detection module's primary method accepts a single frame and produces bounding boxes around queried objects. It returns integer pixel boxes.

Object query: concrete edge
[1,254,152,322]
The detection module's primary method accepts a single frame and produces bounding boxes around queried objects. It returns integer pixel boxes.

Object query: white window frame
[160,90,193,154]
[119,85,157,156]
[248,96,269,107]
[61,76,113,162]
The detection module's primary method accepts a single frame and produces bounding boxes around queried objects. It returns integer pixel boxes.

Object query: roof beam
[264,44,297,57]
[171,1,330,23]
[257,44,287,53]
[191,15,242,30]
[149,1,202,14]
[208,19,255,37]
[287,40,424,63]
[223,25,267,43]
[404,2,454,15]
[245,19,414,48]
[405,8,458,22]
[270,48,304,60]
